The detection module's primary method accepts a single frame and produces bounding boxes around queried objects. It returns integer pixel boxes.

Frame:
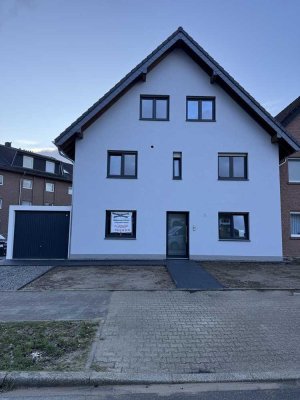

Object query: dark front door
[166,212,189,258]
[13,211,70,259]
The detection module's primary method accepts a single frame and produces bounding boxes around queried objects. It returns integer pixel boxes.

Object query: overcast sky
[0,0,299,160]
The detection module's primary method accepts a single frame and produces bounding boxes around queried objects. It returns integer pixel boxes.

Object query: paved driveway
[92,290,300,374]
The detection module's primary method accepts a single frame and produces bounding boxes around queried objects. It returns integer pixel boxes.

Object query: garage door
[13,211,70,259]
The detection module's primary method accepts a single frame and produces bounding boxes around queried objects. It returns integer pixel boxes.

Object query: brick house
[0,142,73,239]
[276,97,300,257]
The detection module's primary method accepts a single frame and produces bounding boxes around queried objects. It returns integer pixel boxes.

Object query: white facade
[69,49,282,260]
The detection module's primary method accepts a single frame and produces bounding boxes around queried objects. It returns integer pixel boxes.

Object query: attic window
[140,95,169,121]
[46,161,55,173]
[23,155,33,169]
[186,97,215,121]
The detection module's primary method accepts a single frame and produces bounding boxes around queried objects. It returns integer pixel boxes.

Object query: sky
[0,0,299,160]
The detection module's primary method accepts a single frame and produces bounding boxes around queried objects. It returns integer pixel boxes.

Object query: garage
[7,206,71,259]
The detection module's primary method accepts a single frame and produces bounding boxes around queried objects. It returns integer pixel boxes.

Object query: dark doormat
[167,260,223,289]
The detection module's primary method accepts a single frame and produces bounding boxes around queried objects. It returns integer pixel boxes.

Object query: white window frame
[45,182,55,193]
[22,179,33,190]
[290,212,300,238]
[46,161,55,174]
[68,186,72,195]
[288,159,300,183]
[23,155,34,169]
[0,175,3,185]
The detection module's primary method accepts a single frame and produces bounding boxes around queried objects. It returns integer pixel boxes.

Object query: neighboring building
[0,142,73,238]
[54,27,299,261]
[276,97,300,257]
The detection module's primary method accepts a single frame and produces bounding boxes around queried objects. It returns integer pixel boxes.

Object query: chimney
[5,142,12,148]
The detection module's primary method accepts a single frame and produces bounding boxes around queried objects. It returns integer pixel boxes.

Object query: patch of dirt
[24,266,175,290]
[201,261,300,288]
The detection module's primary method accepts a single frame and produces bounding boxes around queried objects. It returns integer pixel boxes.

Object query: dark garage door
[13,211,70,259]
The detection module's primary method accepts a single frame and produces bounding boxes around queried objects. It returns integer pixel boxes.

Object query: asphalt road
[2,382,300,399]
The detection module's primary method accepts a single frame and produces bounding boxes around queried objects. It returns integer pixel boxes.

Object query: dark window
[186,97,215,121]
[107,151,137,178]
[218,154,247,180]
[173,152,182,180]
[105,210,137,239]
[218,213,249,240]
[140,96,169,120]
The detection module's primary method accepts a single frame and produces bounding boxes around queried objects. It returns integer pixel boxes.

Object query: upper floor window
[288,159,300,183]
[45,182,55,192]
[0,175,3,185]
[173,152,182,180]
[219,212,249,241]
[290,212,300,237]
[46,161,55,174]
[21,200,32,206]
[23,155,33,169]
[218,153,248,180]
[140,95,169,121]
[107,151,137,179]
[105,210,137,239]
[186,97,215,121]
[22,179,33,190]
[68,186,73,195]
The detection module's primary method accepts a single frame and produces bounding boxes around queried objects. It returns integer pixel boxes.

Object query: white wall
[70,49,282,260]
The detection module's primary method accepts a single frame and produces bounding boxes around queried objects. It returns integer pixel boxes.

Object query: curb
[1,370,300,388]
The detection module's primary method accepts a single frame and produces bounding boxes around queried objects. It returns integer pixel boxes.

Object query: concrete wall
[70,49,282,260]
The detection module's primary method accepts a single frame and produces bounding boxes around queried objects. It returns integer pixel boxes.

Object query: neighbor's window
[21,200,32,206]
[46,160,55,174]
[0,175,3,185]
[288,159,300,183]
[0,198,2,209]
[218,153,248,180]
[173,152,182,180]
[140,96,169,120]
[44,202,54,206]
[105,210,137,239]
[68,186,73,195]
[290,212,300,237]
[186,97,215,121]
[107,151,137,178]
[45,182,55,192]
[23,155,33,169]
[218,212,249,240]
[22,179,33,190]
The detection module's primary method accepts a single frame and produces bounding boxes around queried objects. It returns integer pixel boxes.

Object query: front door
[166,212,189,258]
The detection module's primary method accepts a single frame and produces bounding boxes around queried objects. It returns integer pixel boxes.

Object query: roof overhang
[54,27,300,160]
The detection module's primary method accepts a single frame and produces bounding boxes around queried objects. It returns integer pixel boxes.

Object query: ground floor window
[218,212,249,240]
[290,212,300,237]
[105,210,136,239]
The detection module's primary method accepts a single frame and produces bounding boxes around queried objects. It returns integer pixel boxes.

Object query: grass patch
[0,320,98,371]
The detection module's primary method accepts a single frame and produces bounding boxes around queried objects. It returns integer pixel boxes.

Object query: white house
[55,27,299,261]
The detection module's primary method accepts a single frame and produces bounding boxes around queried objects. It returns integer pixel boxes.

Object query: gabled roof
[54,27,300,160]
[0,143,73,181]
[275,96,300,126]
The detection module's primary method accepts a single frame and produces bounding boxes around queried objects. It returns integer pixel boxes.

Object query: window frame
[68,186,73,195]
[107,151,138,179]
[218,153,248,181]
[0,198,2,209]
[0,175,3,185]
[23,155,34,169]
[186,96,216,122]
[22,178,33,190]
[218,212,249,241]
[105,210,137,239]
[140,95,170,121]
[21,200,32,206]
[290,212,300,238]
[288,158,300,184]
[173,152,182,180]
[46,160,55,174]
[45,182,55,192]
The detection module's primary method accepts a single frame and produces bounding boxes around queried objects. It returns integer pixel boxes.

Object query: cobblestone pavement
[0,265,53,290]
[93,291,300,374]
